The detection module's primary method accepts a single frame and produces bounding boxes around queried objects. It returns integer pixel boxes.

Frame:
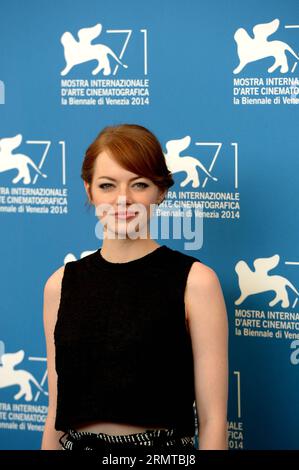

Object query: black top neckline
[95,244,168,268]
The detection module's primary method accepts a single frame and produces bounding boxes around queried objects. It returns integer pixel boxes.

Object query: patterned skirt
[59,427,195,451]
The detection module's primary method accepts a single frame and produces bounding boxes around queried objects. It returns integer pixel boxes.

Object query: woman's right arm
[41,265,66,450]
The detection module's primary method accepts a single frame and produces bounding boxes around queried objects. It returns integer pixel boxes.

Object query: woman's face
[84,149,166,239]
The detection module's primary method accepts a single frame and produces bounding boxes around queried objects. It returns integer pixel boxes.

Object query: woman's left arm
[185,261,229,450]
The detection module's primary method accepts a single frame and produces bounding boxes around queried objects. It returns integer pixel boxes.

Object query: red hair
[81,124,174,207]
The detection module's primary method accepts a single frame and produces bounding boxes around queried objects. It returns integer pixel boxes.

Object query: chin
[107,224,148,240]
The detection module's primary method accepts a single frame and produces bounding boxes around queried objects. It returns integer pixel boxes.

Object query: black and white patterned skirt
[59,427,195,451]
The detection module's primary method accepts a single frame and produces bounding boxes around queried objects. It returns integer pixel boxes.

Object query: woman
[41,124,228,451]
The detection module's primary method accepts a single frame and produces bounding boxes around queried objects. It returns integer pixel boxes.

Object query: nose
[116,184,134,203]
[115,194,133,209]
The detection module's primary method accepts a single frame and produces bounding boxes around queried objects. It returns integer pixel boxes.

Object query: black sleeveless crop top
[54,244,200,435]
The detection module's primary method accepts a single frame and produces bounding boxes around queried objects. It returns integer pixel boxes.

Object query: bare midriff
[75,421,169,435]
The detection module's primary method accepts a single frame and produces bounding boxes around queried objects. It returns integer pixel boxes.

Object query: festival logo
[60,24,128,77]
[59,22,150,107]
[0,348,47,402]
[232,19,299,106]
[234,19,299,75]
[159,136,240,221]
[235,254,299,308]
[0,134,47,185]
[164,136,218,188]
[0,341,48,432]
[234,254,299,342]
[0,134,68,215]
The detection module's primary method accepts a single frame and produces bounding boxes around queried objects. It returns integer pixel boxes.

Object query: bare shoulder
[44,265,65,295]
[185,261,223,316]
[43,265,66,321]
[42,264,67,344]
[187,260,221,289]
[185,261,226,322]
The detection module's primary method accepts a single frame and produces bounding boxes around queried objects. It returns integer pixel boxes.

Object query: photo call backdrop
[0,0,298,450]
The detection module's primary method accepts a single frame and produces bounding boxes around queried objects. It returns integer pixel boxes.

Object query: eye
[133,182,149,188]
[98,183,113,189]
[98,182,149,190]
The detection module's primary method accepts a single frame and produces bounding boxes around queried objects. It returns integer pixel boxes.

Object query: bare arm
[185,262,228,450]
[41,265,66,450]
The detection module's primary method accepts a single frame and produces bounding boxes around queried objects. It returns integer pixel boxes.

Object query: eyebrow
[97,176,145,181]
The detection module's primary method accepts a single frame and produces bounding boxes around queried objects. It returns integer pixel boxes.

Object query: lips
[110,210,138,219]
[115,212,135,215]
